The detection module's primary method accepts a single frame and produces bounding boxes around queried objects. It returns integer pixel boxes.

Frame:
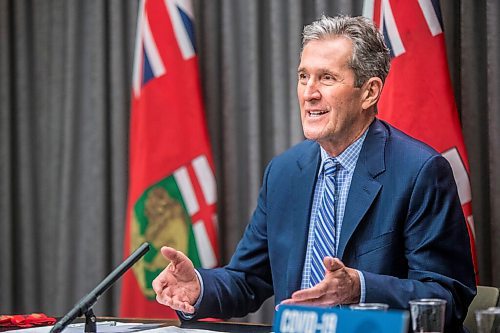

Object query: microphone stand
[50,242,151,333]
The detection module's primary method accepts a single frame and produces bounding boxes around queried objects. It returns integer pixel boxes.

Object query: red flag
[363,0,478,281]
[120,0,219,317]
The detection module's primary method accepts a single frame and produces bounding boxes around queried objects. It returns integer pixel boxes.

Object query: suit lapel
[286,142,320,296]
[337,119,387,260]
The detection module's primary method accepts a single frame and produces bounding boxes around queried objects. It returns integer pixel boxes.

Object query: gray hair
[302,15,391,87]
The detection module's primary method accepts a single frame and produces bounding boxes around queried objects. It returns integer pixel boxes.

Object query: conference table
[176,319,271,332]
[0,318,273,333]
[121,317,272,332]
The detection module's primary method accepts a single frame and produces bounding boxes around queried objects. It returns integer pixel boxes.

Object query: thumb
[324,257,345,272]
[160,246,187,266]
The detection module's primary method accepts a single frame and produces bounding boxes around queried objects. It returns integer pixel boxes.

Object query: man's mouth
[308,110,329,117]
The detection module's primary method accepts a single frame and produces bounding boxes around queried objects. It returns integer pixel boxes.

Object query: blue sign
[273,304,409,333]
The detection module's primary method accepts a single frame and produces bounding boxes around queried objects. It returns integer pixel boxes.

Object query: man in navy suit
[152,15,476,332]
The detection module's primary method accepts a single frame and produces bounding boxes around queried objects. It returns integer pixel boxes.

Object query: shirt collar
[319,130,368,175]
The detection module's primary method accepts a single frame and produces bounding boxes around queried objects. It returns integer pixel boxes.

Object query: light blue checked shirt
[301,130,368,303]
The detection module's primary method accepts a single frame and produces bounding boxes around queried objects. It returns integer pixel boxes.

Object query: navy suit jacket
[194,119,476,332]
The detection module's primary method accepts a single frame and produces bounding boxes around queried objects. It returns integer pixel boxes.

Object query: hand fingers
[172,294,196,313]
[280,259,358,308]
[152,268,172,295]
[279,298,294,306]
[290,283,327,301]
[152,276,165,295]
[161,246,187,265]
[156,293,195,314]
[161,247,195,277]
[324,257,345,272]
[279,295,333,307]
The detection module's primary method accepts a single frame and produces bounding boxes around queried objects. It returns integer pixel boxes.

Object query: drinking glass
[409,298,446,333]
[476,307,500,333]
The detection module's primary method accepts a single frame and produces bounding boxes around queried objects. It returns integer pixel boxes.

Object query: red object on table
[0,313,56,328]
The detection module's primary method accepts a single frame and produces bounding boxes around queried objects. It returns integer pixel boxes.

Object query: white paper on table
[5,322,162,333]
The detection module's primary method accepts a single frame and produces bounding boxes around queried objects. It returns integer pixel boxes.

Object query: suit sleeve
[185,160,275,320]
[360,155,476,332]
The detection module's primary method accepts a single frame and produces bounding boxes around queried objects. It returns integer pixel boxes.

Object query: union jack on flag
[121,0,220,317]
[363,0,443,57]
[133,0,196,95]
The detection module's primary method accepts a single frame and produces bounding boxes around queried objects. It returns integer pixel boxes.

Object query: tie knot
[323,158,338,177]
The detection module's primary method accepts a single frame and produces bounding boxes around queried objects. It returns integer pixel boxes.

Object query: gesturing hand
[152,246,201,314]
[280,257,360,307]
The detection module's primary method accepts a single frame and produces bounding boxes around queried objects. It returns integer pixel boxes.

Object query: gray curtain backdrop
[0,0,498,324]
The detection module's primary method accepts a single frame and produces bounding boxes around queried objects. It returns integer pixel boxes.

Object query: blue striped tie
[310,158,338,287]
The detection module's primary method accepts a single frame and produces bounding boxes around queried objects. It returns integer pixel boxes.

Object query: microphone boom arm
[50,242,151,333]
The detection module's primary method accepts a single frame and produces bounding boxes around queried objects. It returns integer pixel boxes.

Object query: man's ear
[361,77,383,110]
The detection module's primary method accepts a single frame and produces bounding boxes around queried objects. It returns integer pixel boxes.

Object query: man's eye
[320,74,338,85]
[298,73,308,82]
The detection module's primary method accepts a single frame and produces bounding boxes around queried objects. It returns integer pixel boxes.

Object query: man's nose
[303,81,321,100]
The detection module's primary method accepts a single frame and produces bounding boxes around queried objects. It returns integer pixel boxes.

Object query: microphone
[50,242,151,333]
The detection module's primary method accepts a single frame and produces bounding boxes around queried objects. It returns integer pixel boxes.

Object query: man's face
[297,37,371,153]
